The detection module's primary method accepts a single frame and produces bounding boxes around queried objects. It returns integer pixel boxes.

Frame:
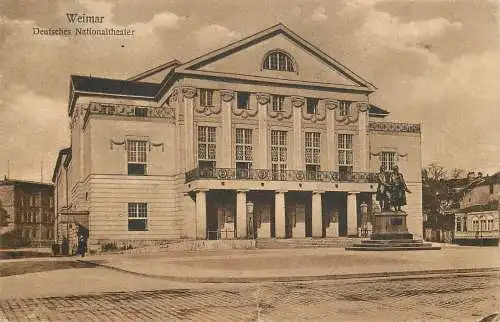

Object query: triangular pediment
[176,24,375,91]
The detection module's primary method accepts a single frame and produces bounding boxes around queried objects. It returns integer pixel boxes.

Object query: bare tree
[425,162,447,181]
[450,168,465,179]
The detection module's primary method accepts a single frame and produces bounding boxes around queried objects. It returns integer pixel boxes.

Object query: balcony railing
[185,167,377,184]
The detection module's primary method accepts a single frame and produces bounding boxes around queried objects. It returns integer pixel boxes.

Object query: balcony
[185,168,377,184]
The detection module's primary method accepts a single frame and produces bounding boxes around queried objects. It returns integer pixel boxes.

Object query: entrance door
[247,211,255,239]
[285,206,295,238]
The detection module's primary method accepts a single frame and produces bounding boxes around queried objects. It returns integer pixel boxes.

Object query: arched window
[262,51,295,72]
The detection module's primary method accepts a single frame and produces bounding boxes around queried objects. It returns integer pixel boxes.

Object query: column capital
[275,189,288,194]
[194,188,209,193]
[312,190,325,195]
[236,189,249,193]
[348,191,360,195]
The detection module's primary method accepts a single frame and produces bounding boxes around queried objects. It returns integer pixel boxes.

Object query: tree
[425,162,447,181]
[450,168,465,179]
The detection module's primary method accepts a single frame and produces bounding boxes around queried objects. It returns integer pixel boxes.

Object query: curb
[78,259,500,284]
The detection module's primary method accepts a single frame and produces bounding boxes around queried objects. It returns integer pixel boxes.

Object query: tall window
[237,92,250,109]
[339,101,351,116]
[235,129,253,178]
[198,126,217,170]
[472,219,479,231]
[200,89,214,107]
[271,95,285,112]
[128,203,148,231]
[263,51,295,72]
[487,217,494,231]
[306,98,319,114]
[305,132,321,179]
[381,151,396,172]
[127,140,147,175]
[271,130,287,180]
[456,218,462,232]
[338,134,353,179]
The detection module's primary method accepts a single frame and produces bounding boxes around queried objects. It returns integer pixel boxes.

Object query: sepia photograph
[0,0,499,321]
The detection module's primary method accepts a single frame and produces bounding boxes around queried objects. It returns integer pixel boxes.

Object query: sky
[0,0,499,182]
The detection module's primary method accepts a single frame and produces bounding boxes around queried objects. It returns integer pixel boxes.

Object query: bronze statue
[388,165,411,212]
[376,165,390,211]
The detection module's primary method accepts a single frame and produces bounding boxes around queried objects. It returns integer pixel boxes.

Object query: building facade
[0,179,55,247]
[454,172,500,245]
[53,24,423,246]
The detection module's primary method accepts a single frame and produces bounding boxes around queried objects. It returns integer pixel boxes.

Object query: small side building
[453,171,500,246]
[0,178,55,247]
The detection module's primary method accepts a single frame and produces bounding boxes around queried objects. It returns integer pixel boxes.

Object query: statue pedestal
[371,211,413,240]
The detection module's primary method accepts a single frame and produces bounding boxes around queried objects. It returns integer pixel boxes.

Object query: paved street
[0,271,498,321]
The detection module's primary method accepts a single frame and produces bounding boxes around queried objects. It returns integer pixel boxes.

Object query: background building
[53,24,423,248]
[0,178,55,247]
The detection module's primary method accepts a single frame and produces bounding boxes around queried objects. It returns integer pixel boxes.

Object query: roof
[127,59,182,82]
[71,75,160,97]
[51,147,71,183]
[458,201,499,213]
[0,178,54,188]
[368,104,389,117]
[169,23,376,96]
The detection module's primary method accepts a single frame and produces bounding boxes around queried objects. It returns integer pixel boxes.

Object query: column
[195,189,208,239]
[347,192,359,236]
[236,190,248,239]
[275,190,286,238]
[312,191,324,238]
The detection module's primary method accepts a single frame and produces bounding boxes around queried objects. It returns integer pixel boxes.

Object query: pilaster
[220,89,234,168]
[325,99,338,171]
[357,102,369,171]
[291,97,304,170]
[256,93,269,169]
[182,87,196,170]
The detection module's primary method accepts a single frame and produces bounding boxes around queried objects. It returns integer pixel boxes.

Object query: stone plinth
[371,211,413,240]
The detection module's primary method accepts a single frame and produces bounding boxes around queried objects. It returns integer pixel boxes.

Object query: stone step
[345,245,441,251]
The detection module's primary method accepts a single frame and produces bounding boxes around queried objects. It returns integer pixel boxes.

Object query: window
[200,89,214,107]
[487,218,494,231]
[128,203,148,231]
[306,98,319,115]
[237,92,250,109]
[127,140,147,175]
[480,218,487,231]
[271,95,285,112]
[134,107,148,117]
[198,126,216,171]
[31,230,36,238]
[472,219,479,231]
[271,130,287,180]
[305,132,321,180]
[263,51,295,72]
[456,218,462,232]
[235,129,253,178]
[338,134,353,179]
[339,101,352,116]
[381,152,396,172]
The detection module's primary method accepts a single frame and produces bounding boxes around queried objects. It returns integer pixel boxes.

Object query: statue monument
[346,164,440,250]
[372,164,413,240]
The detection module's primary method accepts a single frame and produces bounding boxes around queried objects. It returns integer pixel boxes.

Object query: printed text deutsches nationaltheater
[32,13,135,36]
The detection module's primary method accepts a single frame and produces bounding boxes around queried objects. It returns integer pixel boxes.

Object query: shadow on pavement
[0,260,99,277]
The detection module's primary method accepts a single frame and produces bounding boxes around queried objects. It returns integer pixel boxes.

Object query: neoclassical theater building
[53,24,423,246]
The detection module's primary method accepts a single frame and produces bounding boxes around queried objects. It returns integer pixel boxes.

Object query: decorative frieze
[181,86,197,99]
[369,121,421,134]
[194,103,221,116]
[329,101,369,125]
[84,102,175,124]
[302,100,326,123]
[164,88,179,106]
[291,96,305,108]
[220,90,235,102]
[256,93,270,105]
